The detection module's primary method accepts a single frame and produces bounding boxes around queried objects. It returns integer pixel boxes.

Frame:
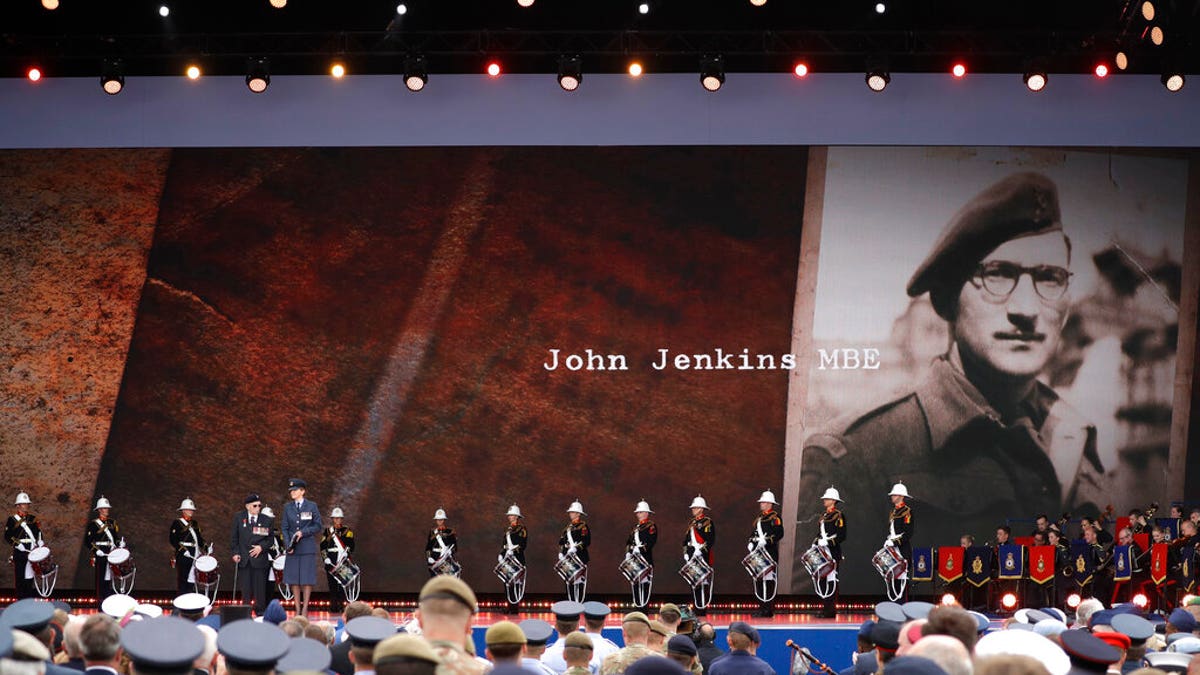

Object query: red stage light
[27,67,42,82]
[952,63,967,78]
[1001,593,1018,610]
[486,62,502,77]
[793,62,809,78]
[1066,593,1082,608]
[1132,593,1149,609]
[940,593,957,606]
[1094,63,1109,78]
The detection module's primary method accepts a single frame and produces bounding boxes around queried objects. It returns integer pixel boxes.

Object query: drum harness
[12,516,40,579]
[810,514,838,599]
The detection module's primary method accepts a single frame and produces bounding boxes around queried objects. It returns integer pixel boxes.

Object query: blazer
[230,510,275,569]
[282,499,322,555]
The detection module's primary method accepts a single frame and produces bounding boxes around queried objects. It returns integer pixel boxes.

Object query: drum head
[195,555,217,572]
[28,546,50,562]
[108,548,130,564]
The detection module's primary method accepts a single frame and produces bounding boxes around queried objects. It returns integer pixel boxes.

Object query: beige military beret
[623,612,651,627]
[374,635,441,665]
[418,576,478,613]
[485,621,527,646]
[649,620,670,637]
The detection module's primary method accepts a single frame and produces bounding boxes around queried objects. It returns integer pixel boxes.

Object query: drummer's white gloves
[818,537,831,547]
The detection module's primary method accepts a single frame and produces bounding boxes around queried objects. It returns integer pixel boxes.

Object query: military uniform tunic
[502,524,527,565]
[683,517,715,565]
[5,512,41,599]
[626,520,657,566]
[169,516,206,594]
[560,521,591,564]
[85,515,120,601]
[321,523,355,612]
[600,644,663,675]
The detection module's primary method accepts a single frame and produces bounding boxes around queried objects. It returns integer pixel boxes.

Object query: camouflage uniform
[428,639,486,675]
[565,668,592,675]
[600,645,664,675]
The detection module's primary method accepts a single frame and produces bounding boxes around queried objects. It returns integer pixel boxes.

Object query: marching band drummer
[683,495,715,615]
[262,506,286,599]
[169,497,206,595]
[6,491,42,599]
[559,500,591,602]
[816,487,847,618]
[624,501,657,608]
[748,490,785,617]
[321,505,353,614]
[425,508,457,577]
[283,477,322,617]
[85,495,121,603]
[884,482,914,602]
[500,504,527,614]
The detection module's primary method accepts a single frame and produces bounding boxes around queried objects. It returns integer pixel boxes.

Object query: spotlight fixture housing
[865,69,890,92]
[404,55,428,92]
[1023,71,1047,92]
[1162,71,1185,92]
[700,55,725,92]
[246,57,270,93]
[101,59,124,95]
[557,55,582,92]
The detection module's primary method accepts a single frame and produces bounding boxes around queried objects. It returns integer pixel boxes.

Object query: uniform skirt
[283,551,317,585]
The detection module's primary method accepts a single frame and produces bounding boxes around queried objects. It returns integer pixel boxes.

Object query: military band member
[816,487,847,618]
[748,490,784,617]
[1110,526,1147,605]
[559,500,591,602]
[1046,527,1072,609]
[425,508,458,577]
[261,506,287,599]
[230,493,272,614]
[500,504,527,614]
[85,496,121,602]
[1080,523,1110,602]
[885,483,913,602]
[625,501,657,608]
[321,506,355,614]
[282,477,322,617]
[6,491,41,599]
[169,497,205,595]
[991,525,1018,610]
[682,495,715,615]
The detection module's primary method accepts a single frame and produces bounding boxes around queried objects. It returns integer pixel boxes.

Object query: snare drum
[679,556,713,588]
[431,551,462,577]
[741,547,777,581]
[871,545,906,579]
[801,545,835,579]
[554,553,586,583]
[619,552,652,583]
[28,546,57,576]
[494,555,525,584]
[329,559,360,587]
[108,547,135,578]
[194,555,219,584]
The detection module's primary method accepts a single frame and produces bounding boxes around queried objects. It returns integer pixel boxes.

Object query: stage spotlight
[27,67,42,82]
[1094,63,1109,78]
[42,0,59,9]
[793,62,809,78]
[1162,72,1185,91]
[186,65,201,80]
[700,55,725,92]
[1023,71,1047,92]
[269,0,286,7]
[557,55,582,92]
[330,63,345,78]
[404,55,427,92]
[1132,593,1149,609]
[866,69,889,92]
[159,5,170,17]
[940,593,958,606]
[397,3,407,14]
[517,0,534,6]
[101,60,124,95]
[1115,50,1129,70]
[1001,593,1018,610]
[1066,593,1082,609]
[486,61,501,77]
[246,57,270,93]
[750,0,767,6]
[638,2,650,13]
[1150,25,1164,45]
[1141,1,1155,20]
[628,61,644,77]
[951,62,967,78]
[875,3,886,14]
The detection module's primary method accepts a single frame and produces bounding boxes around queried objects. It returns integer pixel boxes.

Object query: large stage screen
[1,145,1196,597]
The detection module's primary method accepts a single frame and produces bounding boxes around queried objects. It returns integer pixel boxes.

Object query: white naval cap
[173,592,211,613]
[102,593,139,619]
[689,495,709,510]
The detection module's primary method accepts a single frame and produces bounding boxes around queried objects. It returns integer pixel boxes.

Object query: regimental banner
[1112,544,1133,582]
[965,546,993,588]
[1178,547,1197,592]
[1028,545,1056,585]
[1134,533,1150,551]
[1070,542,1097,588]
[1151,543,1169,585]
[998,544,1024,580]
[938,546,964,583]
[911,547,934,582]
[1157,518,1180,540]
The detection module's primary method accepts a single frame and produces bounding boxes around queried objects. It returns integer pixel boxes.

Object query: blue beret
[901,602,935,621]
[1059,629,1121,674]
[667,635,698,657]
[276,637,333,673]
[1088,610,1115,629]
[550,601,585,620]
[883,656,950,675]
[217,619,290,669]
[728,621,760,644]
[0,599,56,633]
[582,601,611,619]
[263,600,288,626]
[875,602,907,624]
[244,494,261,505]
[518,619,554,646]
[287,478,307,490]
[859,620,877,640]
[871,621,901,651]
[625,657,690,675]
[121,616,205,672]
[346,616,397,647]
[1168,608,1197,633]
[1111,614,1154,644]
[907,172,1063,298]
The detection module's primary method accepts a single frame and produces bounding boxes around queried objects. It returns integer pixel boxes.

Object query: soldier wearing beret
[791,171,1111,592]
[415,575,485,675]
[600,612,666,675]
[561,632,595,675]
[229,494,272,614]
[375,635,441,675]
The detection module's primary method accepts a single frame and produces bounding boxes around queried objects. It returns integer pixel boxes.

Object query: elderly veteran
[792,171,1113,588]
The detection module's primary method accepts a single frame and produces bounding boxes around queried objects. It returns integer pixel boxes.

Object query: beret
[485,621,527,646]
[871,622,901,651]
[859,620,877,641]
[907,171,1063,298]
[649,620,670,637]
[244,494,261,505]
[217,619,291,669]
[518,619,554,646]
[1168,608,1196,633]
[658,603,681,616]
[564,632,594,649]
[374,634,441,665]
[667,635,697,657]
[728,621,760,644]
[419,575,477,613]
[623,612,651,627]
[277,637,333,673]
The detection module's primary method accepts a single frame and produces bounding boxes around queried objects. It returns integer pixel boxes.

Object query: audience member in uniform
[664,636,698,674]
[707,623,771,675]
[331,603,377,675]
[374,635,440,675]
[484,622,527,667]
[647,623,669,655]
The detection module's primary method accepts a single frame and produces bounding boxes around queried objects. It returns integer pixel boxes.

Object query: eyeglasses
[248,503,262,508]
[971,261,1072,300]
